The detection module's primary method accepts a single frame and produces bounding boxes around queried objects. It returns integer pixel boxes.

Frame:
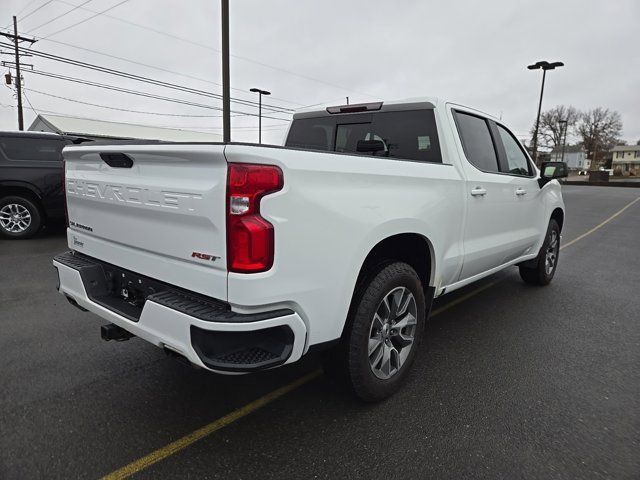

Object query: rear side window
[496,124,532,176]
[453,111,499,173]
[285,109,442,163]
[0,137,65,161]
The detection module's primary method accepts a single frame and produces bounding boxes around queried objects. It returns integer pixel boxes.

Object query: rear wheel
[519,219,560,286]
[0,196,43,239]
[324,262,426,402]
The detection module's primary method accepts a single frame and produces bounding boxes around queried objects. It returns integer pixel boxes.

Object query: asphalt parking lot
[1,185,639,479]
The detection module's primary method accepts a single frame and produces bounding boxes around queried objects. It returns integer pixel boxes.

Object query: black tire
[519,219,560,286]
[324,262,426,402]
[0,195,43,239]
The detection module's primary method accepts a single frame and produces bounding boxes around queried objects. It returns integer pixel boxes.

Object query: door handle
[470,187,487,197]
[515,188,527,196]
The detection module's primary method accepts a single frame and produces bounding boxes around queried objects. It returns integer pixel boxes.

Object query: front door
[451,109,542,281]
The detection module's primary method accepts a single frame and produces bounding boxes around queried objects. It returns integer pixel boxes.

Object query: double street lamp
[528,60,564,165]
[250,87,271,144]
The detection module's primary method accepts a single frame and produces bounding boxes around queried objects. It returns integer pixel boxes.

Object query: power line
[40,0,130,40]
[3,41,295,113]
[0,41,295,115]
[25,0,95,34]
[38,31,304,108]
[18,0,56,22]
[21,68,291,121]
[24,87,230,117]
[1,0,43,29]
[22,89,40,115]
[36,0,376,99]
[16,0,46,17]
[4,100,288,133]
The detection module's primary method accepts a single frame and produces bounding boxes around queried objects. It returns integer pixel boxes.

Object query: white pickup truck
[54,98,567,401]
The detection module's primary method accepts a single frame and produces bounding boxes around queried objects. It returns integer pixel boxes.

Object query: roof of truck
[293,97,498,122]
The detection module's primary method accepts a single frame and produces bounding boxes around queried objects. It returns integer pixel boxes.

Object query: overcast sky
[0,0,638,145]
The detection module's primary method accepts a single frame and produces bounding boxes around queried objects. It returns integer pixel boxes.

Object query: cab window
[453,111,500,173]
[496,124,533,176]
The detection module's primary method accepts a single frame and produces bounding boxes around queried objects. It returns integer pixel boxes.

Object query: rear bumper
[53,252,307,373]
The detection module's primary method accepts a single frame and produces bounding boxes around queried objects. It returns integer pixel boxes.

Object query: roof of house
[611,144,640,152]
[551,144,585,153]
[28,114,223,142]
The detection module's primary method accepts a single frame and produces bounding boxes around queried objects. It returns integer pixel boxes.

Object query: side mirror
[356,139,386,153]
[539,161,568,186]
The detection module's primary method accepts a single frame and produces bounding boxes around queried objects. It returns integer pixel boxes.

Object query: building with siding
[28,114,222,142]
[611,145,640,176]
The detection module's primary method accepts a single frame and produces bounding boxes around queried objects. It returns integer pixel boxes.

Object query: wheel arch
[0,183,46,221]
[551,207,564,232]
[0,181,44,202]
[339,232,435,340]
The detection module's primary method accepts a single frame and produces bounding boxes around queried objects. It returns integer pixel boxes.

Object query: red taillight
[226,163,283,273]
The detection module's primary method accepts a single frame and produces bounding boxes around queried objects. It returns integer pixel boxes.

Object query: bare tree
[576,108,623,170]
[530,105,580,150]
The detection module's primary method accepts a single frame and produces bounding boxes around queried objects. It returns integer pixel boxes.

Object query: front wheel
[519,219,560,286]
[325,262,426,402]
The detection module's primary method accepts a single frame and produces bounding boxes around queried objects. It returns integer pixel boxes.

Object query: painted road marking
[560,196,640,251]
[102,194,639,480]
[101,371,321,480]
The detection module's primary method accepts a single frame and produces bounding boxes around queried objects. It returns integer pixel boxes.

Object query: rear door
[0,135,66,214]
[64,143,229,300]
[452,109,534,280]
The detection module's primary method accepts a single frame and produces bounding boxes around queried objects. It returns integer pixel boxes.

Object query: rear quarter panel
[224,145,466,346]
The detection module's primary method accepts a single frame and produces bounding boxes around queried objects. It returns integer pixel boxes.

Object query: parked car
[53,98,568,401]
[0,131,91,239]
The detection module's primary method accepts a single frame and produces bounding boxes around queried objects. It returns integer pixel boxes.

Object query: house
[550,144,590,170]
[611,145,640,176]
[28,114,223,142]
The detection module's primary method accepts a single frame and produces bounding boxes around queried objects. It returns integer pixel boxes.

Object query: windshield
[285,109,442,163]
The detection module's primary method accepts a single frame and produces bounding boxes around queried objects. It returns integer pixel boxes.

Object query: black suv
[0,131,89,239]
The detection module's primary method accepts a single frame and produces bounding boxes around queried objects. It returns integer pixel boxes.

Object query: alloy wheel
[368,286,417,380]
[0,203,32,233]
[545,230,559,275]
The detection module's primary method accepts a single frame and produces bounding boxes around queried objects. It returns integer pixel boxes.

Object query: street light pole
[221,0,231,143]
[249,87,271,144]
[559,119,568,163]
[527,60,564,165]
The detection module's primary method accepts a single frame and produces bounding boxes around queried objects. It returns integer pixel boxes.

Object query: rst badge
[191,252,219,262]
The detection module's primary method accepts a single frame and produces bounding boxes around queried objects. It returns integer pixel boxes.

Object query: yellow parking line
[431,281,497,317]
[101,370,321,480]
[101,194,639,479]
[560,196,640,251]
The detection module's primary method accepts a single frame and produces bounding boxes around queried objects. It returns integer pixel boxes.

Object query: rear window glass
[0,137,65,161]
[453,111,499,173]
[285,109,442,163]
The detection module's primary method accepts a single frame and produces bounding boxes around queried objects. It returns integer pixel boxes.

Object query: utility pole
[0,16,36,130]
[249,88,270,144]
[221,0,230,143]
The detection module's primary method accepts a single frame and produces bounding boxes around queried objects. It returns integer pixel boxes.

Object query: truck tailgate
[63,144,228,300]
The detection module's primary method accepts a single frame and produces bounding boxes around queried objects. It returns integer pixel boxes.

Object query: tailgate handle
[100,153,134,168]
